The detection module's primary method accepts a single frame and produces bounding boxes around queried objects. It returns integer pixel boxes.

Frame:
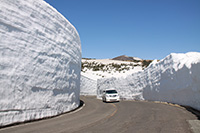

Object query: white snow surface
[80,75,97,95]
[97,52,200,110]
[0,0,81,126]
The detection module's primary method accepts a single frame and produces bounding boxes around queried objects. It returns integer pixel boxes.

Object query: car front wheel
[102,97,106,102]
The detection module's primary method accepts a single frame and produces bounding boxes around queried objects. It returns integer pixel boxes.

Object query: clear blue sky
[44,0,200,60]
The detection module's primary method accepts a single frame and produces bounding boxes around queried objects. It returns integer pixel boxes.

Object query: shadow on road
[182,106,200,120]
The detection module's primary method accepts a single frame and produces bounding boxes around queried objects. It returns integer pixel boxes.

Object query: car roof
[105,88,116,91]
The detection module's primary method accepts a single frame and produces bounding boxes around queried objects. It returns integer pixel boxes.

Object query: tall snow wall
[97,52,200,110]
[0,0,81,126]
[97,71,144,100]
[80,75,97,95]
[143,52,200,110]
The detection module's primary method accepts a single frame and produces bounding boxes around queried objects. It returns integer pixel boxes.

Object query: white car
[102,89,120,102]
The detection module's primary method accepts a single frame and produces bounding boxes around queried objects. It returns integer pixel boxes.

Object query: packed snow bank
[97,72,144,100]
[97,52,200,110]
[80,75,97,95]
[143,52,200,110]
[0,0,81,126]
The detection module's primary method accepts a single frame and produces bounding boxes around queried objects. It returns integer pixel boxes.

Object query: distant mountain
[112,55,142,62]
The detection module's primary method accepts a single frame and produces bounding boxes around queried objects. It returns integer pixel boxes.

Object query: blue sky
[44,0,200,60]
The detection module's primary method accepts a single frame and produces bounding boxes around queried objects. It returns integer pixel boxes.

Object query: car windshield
[106,90,117,94]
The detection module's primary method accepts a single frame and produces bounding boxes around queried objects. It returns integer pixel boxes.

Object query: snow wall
[80,75,97,95]
[97,52,200,110]
[0,0,81,126]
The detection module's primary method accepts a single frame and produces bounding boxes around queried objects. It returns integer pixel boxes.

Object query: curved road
[0,96,198,133]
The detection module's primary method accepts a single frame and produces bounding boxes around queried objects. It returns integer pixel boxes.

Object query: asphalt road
[0,96,198,133]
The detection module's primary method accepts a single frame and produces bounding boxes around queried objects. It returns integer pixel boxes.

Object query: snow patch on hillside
[0,0,81,126]
[81,58,143,79]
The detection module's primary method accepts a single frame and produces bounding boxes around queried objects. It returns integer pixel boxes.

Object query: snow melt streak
[0,0,81,126]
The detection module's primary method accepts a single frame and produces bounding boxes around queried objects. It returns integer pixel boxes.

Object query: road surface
[0,96,198,133]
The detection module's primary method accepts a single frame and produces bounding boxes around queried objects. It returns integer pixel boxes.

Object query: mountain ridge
[112,55,142,62]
